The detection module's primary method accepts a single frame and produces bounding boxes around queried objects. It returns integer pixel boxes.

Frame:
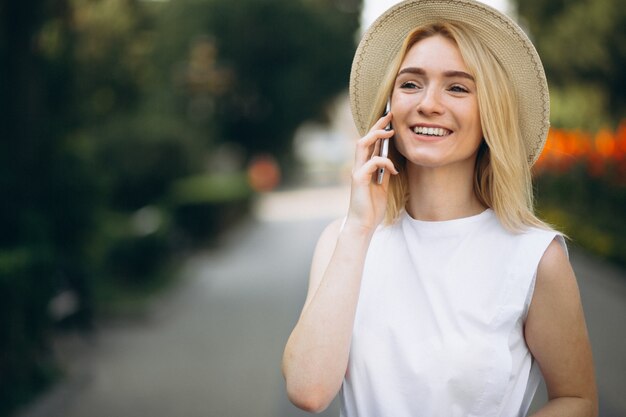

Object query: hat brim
[349,0,549,164]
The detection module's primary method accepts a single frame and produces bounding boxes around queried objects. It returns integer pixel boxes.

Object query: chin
[403,151,448,168]
[404,151,478,171]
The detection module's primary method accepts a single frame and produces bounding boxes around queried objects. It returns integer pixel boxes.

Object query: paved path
[17,186,626,417]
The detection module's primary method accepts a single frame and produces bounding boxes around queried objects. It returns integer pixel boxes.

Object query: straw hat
[349,0,549,164]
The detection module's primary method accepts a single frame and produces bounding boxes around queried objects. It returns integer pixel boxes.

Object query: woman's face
[390,34,483,170]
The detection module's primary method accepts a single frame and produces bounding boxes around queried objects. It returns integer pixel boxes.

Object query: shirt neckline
[401,208,494,237]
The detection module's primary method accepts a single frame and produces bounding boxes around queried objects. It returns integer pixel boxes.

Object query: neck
[404,161,486,221]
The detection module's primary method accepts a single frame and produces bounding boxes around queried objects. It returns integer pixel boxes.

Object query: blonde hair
[367,22,549,232]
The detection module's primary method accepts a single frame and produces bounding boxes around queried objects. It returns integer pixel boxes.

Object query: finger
[354,128,394,166]
[371,138,381,159]
[355,112,394,161]
[366,156,398,175]
[353,156,398,183]
[373,111,393,130]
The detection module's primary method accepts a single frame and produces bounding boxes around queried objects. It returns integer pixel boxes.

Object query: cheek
[463,122,483,155]
[462,104,482,141]
[470,116,483,141]
[391,129,411,158]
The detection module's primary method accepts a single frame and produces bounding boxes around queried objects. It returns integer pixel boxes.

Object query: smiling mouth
[412,126,452,137]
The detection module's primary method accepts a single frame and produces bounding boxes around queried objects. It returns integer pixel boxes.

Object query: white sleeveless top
[340,209,564,417]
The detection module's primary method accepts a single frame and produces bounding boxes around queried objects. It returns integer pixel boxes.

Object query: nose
[417,86,444,116]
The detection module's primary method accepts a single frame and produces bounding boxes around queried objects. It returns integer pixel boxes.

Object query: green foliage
[93,115,205,211]
[516,0,626,127]
[170,173,251,204]
[549,85,609,131]
[0,1,100,411]
[0,249,59,416]
[535,168,626,267]
[157,0,361,159]
[518,0,626,264]
[0,0,362,413]
[169,173,253,243]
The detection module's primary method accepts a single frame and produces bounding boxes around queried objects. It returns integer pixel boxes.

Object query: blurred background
[1,0,624,416]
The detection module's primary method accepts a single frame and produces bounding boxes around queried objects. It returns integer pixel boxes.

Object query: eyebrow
[397,67,475,81]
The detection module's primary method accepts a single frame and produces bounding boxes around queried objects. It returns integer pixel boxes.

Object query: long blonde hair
[368,22,549,232]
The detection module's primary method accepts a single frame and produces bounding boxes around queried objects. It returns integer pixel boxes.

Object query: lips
[412,125,452,137]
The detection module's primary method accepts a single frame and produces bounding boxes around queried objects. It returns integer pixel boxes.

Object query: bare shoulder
[538,237,571,276]
[534,238,579,299]
[529,238,579,322]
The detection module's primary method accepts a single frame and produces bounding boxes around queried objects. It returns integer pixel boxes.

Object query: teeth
[413,126,450,136]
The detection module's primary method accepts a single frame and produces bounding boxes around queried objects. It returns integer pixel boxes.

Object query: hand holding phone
[377,97,392,184]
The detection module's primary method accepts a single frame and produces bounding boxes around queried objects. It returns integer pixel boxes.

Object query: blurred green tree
[1,0,363,413]
[68,0,206,212]
[0,0,99,414]
[516,0,626,129]
[156,0,362,162]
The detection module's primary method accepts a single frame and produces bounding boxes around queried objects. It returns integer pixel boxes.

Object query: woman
[282,1,597,416]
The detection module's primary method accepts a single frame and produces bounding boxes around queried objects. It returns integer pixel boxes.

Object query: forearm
[282,222,373,411]
[529,397,598,417]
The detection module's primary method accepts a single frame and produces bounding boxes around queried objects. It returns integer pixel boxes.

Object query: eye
[400,81,420,89]
[449,84,469,93]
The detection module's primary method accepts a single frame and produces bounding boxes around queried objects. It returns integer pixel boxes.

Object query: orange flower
[595,129,615,159]
[534,122,626,180]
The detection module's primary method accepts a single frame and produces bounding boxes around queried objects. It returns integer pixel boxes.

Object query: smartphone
[377,97,392,184]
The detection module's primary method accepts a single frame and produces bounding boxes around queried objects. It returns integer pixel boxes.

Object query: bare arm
[281,112,397,412]
[281,218,374,412]
[526,239,598,417]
